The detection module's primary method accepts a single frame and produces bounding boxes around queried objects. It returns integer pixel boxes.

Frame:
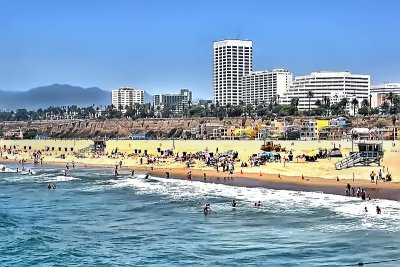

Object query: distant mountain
[0,84,153,110]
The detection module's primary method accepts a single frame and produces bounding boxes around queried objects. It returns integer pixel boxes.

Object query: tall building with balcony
[153,89,192,114]
[281,71,370,114]
[213,39,252,106]
[242,69,293,105]
[111,87,144,110]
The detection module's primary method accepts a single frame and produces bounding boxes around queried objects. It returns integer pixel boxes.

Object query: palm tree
[392,115,397,141]
[290,97,299,114]
[369,94,372,110]
[361,99,369,108]
[385,92,394,111]
[351,98,359,116]
[307,91,314,112]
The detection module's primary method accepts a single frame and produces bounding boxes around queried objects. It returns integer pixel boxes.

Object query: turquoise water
[1,165,400,266]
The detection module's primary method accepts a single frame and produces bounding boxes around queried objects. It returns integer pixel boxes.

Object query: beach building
[300,119,317,140]
[153,89,192,115]
[370,83,400,108]
[112,87,144,112]
[242,69,293,105]
[195,123,224,139]
[329,117,349,128]
[281,71,370,114]
[4,129,23,139]
[213,39,253,106]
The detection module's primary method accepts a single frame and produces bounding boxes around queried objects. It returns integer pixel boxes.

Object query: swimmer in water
[364,207,368,212]
[231,199,237,208]
[48,184,52,189]
[145,174,149,179]
[376,206,381,214]
[203,203,211,214]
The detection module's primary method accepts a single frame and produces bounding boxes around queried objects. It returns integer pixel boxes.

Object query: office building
[370,83,400,108]
[111,87,144,110]
[281,71,370,114]
[242,69,293,105]
[153,89,192,114]
[213,39,252,106]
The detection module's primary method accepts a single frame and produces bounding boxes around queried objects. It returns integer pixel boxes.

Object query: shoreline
[2,157,400,202]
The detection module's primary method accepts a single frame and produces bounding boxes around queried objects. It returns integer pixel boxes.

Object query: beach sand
[1,139,400,200]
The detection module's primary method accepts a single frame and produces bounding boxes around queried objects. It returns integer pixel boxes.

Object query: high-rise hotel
[213,40,252,106]
[242,69,293,105]
[112,87,144,111]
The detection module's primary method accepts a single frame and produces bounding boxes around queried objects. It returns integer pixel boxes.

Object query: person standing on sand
[72,161,75,169]
[131,170,135,176]
[166,172,170,178]
[203,173,207,181]
[370,171,375,183]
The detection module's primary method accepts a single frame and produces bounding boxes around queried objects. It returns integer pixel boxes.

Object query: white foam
[48,176,80,182]
[82,175,400,231]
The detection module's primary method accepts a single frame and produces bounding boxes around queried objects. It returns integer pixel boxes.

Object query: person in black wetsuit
[203,204,211,214]
[231,199,237,208]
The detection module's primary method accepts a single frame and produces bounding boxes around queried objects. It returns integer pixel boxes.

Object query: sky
[1,0,399,99]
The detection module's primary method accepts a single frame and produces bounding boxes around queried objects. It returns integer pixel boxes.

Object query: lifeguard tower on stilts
[334,141,384,170]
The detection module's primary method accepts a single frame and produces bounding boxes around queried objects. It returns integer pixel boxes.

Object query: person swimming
[144,174,149,179]
[364,207,368,212]
[203,203,211,214]
[231,199,237,208]
[376,206,381,214]
[48,184,52,189]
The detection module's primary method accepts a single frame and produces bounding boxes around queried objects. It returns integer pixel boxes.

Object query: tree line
[0,92,399,122]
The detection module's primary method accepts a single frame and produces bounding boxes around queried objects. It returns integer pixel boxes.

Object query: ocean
[1,165,400,266]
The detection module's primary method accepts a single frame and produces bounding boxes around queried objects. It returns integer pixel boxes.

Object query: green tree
[351,98,359,116]
[307,91,314,112]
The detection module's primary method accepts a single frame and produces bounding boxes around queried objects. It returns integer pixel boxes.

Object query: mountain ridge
[0,84,153,110]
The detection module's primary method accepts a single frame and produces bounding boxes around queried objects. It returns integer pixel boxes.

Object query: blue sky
[1,0,399,98]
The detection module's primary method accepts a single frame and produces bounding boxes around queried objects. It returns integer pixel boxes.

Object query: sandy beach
[1,139,400,200]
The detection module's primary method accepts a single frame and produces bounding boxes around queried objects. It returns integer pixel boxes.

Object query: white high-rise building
[213,39,252,106]
[242,69,293,105]
[281,71,370,114]
[112,87,144,110]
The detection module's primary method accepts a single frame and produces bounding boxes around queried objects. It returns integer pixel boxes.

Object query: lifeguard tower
[334,141,384,170]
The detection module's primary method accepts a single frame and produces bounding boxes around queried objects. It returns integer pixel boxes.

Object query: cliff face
[0,118,243,138]
[0,117,395,139]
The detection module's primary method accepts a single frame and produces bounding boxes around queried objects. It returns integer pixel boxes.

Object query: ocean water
[1,165,400,267]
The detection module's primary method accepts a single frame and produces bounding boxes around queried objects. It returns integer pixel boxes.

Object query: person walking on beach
[378,169,382,181]
[166,172,170,178]
[131,170,135,176]
[187,171,192,181]
[72,161,75,169]
[370,171,375,183]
